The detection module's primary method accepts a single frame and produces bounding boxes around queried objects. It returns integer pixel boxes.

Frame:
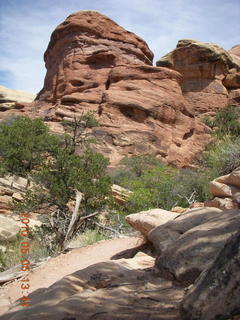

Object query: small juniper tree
[0,116,59,178]
[2,114,112,250]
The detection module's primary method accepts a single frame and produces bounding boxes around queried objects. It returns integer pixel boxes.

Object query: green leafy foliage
[200,105,240,176]
[213,105,240,138]
[34,148,111,214]
[115,155,219,213]
[0,116,59,177]
[201,115,215,128]
[118,159,178,212]
[202,137,240,175]
[1,115,111,251]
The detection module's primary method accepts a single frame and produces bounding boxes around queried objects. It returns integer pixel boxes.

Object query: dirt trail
[0,237,143,315]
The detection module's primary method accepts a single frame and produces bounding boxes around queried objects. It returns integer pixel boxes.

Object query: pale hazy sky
[0,0,239,93]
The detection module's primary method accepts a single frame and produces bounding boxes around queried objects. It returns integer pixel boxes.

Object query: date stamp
[19,212,31,307]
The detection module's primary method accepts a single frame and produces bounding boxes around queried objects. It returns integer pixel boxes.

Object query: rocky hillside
[1,169,240,320]
[0,85,35,114]
[157,40,240,114]
[0,10,240,318]
[1,12,239,167]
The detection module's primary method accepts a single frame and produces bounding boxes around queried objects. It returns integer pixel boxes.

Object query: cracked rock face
[33,11,212,166]
[38,10,153,104]
[180,230,240,320]
[157,39,240,115]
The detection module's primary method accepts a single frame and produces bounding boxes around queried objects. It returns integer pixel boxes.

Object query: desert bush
[68,229,109,248]
[172,168,214,205]
[114,155,220,213]
[120,161,178,212]
[121,155,163,177]
[0,116,59,177]
[202,115,215,128]
[0,232,53,272]
[213,105,240,138]
[1,115,112,251]
[110,155,169,185]
[202,137,240,175]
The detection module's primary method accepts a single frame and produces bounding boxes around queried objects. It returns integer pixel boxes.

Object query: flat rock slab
[154,209,240,285]
[0,237,143,315]
[126,208,179,236]
[180,230,240,320]
[0,252,184,320]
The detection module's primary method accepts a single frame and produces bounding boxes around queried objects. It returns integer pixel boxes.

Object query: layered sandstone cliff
[157,39,240,115]
[22,11,211,167]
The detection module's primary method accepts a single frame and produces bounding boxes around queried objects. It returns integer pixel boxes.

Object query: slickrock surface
[148,205,240,287]
[0,86,35,112]
[0,237,185,320]
[181,230,240,320]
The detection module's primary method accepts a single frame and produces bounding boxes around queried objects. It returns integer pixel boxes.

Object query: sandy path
[0,236,143,315]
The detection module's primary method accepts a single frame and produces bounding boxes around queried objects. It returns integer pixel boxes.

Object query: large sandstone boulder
[204,197,238,210]
[223,68,240,89]
[228,88,240,105]
[216,167,240,188]
[153,208,240,286]
[38,10,152,104]
[0,252,185,320]
[157,39,240,114]
[125,208,179,236]
[180,230,240,320]
[0,175,31,215]
[26,11,211,167]
[209,180,239,198]
[205,167,240,210]
[229,44,240,58]
[148,207,223,254]
[0,216,20,242]
[0,85,35,112]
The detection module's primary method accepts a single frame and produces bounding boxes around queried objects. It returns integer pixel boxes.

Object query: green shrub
[202,137,240,175]
[120,161,178,212]
[114,155,221,213]
[0,115,112,250]
[69,229,109,248]
[172,168,214,204]
[0,116,59,177]
[121,155,163,177]
[202,115,215,128]
[110,155,168,186]
[213,105,240,138]
[199,105,240,179]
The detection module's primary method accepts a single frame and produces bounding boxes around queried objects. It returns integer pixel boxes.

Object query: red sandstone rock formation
[229,44,240,58]
[227,45,240,105]
[26,11,212,167]
[157,39,240,115]
[0,12,214,167]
